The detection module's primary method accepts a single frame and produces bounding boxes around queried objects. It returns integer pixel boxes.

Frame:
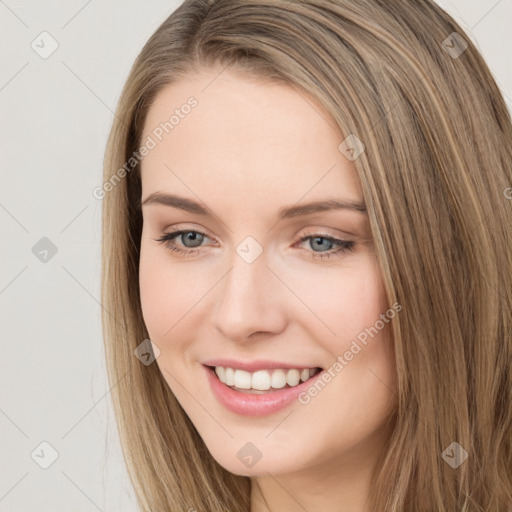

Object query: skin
[138,66,398,512]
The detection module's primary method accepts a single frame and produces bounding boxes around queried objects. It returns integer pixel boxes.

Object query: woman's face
[139,67,397,481]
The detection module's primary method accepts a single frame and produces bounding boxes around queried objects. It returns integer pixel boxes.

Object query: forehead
[140,68,363,219]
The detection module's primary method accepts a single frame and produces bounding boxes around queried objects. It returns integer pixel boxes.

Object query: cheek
[283,255,386,341]
[139,245,186,340]
[138,243,217,342]
[139,247,166,338]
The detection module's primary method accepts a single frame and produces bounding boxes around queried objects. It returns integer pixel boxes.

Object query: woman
[100,1,512,510]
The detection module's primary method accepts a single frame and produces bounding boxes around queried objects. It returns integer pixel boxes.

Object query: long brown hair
[101,1,512,510]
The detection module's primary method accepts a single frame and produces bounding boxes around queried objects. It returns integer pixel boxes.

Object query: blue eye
[172,231,204,248]
[155,230,209,255]
[297,235,355,259]
[155,230,355,259]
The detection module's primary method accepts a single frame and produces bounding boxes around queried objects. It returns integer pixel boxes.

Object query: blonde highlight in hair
[101,1,512,510]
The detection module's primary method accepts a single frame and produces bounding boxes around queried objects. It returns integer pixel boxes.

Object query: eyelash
[154,229,355,260]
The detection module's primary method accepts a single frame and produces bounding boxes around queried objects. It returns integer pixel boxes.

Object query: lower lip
[203,365,322,417]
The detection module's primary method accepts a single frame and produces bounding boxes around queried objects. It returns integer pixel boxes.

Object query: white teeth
[251,370,271,390]
[233,369,252,389]
[213,366,320,391]
[286,369,300,386]
[215,366,225,382]
[225,367,235,386]
[271,369,287,389]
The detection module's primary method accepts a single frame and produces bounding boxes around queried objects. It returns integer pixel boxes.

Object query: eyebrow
[140,192,367,218]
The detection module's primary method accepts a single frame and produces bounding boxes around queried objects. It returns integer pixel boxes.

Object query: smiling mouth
[206,365,323,394]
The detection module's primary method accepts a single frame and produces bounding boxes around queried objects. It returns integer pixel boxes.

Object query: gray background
[1,1,511,510]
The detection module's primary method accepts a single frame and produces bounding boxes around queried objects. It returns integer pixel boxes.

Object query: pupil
[183,232,203,247]
[312,237,331,251]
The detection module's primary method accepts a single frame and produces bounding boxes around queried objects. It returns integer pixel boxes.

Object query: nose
[212,248,287,342]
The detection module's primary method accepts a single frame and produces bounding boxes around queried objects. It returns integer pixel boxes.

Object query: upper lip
[202,359,322,372]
